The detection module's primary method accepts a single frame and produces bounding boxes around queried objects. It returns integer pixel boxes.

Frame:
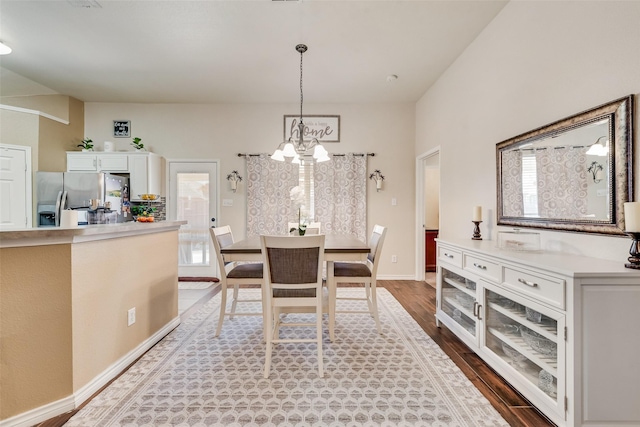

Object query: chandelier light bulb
[0,41,12,55]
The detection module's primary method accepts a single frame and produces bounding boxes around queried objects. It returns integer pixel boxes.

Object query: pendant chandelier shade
[271,44,330,163]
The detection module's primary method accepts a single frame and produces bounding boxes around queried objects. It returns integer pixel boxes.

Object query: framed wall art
[113,120,131,138]
[284,115,340,143]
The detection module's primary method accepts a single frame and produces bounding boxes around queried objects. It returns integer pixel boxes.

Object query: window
[521,154,538,217]
[298,159,315,221]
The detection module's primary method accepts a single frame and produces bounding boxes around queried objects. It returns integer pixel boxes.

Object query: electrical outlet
[391,255,397,263]
[127,307,136,326]
[391,198,397,206]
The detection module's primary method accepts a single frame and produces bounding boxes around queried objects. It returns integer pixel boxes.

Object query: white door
[0,144,32,229]
[168,161,218,278]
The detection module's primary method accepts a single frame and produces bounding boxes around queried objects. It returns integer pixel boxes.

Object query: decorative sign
[284,115,340,143]
[113,120,131,138]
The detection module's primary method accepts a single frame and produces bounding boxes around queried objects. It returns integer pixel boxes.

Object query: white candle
[230,180,237,191]
[376,179,382,190]
[624,202,640,232]
[473,206,482,222]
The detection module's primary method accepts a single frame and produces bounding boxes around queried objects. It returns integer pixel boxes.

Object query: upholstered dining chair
[210,226,264,337]
[332,224,387,334]
[260,234,326,378]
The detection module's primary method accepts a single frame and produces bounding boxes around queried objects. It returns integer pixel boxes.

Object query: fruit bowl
[139,194,160,201]
[135,216,155,223]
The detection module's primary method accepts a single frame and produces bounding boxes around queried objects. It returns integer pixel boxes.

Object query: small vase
[298,228,306,236]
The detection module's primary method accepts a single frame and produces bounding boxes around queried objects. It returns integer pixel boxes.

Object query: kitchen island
[0,221,186,426]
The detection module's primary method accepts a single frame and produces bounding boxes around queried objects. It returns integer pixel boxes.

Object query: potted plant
[77,138,94,152]
[131,137,145,151]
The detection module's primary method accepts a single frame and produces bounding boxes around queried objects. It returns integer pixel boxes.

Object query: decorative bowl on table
[139,194,160,201]
[520,326,557,356]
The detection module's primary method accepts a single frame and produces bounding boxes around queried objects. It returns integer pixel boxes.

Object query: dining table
[220,233,370,341]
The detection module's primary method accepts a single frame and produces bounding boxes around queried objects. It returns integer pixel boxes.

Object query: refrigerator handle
[54,191,63,227]
[58,191,69,227]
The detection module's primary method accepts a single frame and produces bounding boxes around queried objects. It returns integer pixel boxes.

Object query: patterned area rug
[178,282,216,290]
[65,289,508,426]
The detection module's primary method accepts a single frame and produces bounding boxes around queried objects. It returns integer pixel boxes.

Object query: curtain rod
[237,152,375,158]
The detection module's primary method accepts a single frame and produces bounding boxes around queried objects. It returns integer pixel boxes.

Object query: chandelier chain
[299,47,304,121]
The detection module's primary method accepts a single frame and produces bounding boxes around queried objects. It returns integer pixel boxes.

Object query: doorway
[0,144,32,229]
[168,160,219,278]
[415,147,440,282]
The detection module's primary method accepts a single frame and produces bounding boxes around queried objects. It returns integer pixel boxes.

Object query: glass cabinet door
[440,267,478,338]
[482,283,565,408]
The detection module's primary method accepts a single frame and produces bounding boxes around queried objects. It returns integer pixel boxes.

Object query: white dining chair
[331,224,387,334]
[260,234,326,378]
[210,226,264,337]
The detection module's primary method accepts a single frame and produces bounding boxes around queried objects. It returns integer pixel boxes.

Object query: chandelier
[271,44,330,163]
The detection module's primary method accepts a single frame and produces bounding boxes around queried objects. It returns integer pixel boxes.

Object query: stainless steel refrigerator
[36,172,132,226]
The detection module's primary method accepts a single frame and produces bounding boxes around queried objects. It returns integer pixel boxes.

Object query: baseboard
[0,316,181,427]
[0,396,75,427]
[376,274,416,281]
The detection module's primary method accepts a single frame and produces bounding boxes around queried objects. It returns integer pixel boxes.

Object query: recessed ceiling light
[386,74,398,82]
[0,41,12,55]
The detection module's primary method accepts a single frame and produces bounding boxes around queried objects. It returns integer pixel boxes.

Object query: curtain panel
[314,154,367,242]
[501,149,524,217]
[535,147,589,219]
[246,155,299,236]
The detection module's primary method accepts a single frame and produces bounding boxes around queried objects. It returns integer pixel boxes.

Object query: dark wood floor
[39,279,555,427]
[383,279,556,427]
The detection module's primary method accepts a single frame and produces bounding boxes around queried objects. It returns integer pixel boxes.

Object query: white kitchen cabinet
[66,152,163,201]
[128,152,162,201]
[67,152,128,172]
[436,238,640,427]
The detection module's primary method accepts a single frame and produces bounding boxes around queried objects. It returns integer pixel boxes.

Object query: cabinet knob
[473,263,487,270]
[444,253,454,258]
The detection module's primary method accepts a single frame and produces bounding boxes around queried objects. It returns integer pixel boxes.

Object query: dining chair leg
[316,300,324,377]
[327,261,336,342]
[371,281,382,334]
[263,302,273,378]
[215,283,228,337]
[229,284,240,319]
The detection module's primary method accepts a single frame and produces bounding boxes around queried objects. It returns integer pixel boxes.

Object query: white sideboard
[66,152,163,201]
[436,238,640,427]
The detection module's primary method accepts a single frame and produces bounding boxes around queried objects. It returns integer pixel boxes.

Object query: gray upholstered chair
[260,234,326,378]
[210,226,263,337]
[332,224,387,333]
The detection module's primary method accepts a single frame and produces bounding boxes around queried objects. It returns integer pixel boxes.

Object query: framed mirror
[497,95,634,235]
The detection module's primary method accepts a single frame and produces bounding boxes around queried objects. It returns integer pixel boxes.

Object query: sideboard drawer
[438,246,462,268]
[464,254,501,282]
[503,266,565,309]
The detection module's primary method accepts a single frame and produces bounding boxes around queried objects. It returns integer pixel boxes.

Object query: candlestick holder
[472,221,483,240]
[625,232,640,269]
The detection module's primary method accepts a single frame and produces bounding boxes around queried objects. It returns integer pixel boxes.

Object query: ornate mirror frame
[497,95,634,235]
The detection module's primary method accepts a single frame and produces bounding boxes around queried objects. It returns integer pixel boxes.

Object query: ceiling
[0,0,507,104]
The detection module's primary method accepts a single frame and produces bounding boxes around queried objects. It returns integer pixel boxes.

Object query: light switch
[391,198,397,206]
[222,199,233,207]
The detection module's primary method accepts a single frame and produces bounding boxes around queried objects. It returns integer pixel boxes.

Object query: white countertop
[0,220,187,248]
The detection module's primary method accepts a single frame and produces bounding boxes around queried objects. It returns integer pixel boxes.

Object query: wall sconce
[587,161,603,183]
[369,170,385,192]
[226,170,242,192]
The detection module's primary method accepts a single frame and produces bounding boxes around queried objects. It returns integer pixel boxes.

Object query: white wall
[416,1,640,262]
[85,102,416,278]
